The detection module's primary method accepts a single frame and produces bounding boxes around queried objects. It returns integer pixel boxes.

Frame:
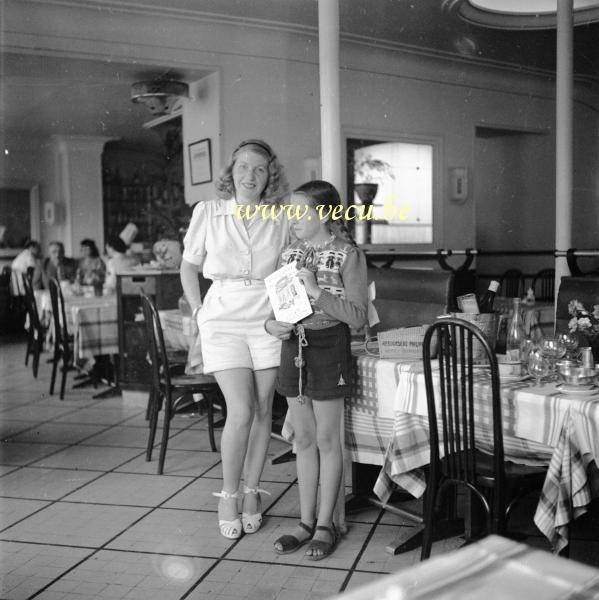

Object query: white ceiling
[2,0,598,148]
[2,53,209,149]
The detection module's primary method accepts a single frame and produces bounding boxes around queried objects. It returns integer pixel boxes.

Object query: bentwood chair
[140,291,224,474]
[48,278,74,400]
[532,268,556,302]
[420,317,547,560]
[499,269,525,299]
[22,273,45,377]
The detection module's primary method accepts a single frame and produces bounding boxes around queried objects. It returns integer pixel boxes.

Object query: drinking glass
[527,349,551,385]
[555,332,579,359]
[540,337,567,378]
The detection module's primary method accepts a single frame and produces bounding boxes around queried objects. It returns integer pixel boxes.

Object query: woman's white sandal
[241,486,271,534]
[213,490,242,539]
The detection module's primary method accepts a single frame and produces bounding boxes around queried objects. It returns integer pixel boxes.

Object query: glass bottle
[479,280,500,313]
[506,297,526,361]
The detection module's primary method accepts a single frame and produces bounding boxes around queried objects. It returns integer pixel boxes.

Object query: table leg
[345,462,424,524]
[91,354,122,399]
[384,486,466,555]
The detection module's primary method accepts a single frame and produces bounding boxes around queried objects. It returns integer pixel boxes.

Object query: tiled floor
[1,334,598,600]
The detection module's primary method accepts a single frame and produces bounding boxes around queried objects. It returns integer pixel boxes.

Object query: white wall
[2,0,598,269]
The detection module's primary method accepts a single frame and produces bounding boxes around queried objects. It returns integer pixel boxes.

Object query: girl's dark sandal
[273,521,315,555]
[305,524,338,561]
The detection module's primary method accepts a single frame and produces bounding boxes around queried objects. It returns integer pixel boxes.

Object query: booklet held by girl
[265,262,313,323]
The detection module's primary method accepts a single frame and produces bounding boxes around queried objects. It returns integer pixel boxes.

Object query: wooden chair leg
[25,332,32,366]
[157,388,173,475]
[32,341,41,378]
[420,484,437,560]
[206,390,217,452]
[59,357,68,400]
[145,388,155,421]
[49,350,59,395]
[146,391,162,462]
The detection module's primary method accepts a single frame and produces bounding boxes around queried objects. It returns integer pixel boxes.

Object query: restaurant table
[329,534,599,600]
[34,290,118,362]
[33,290,119,398]
[346,348,599,553]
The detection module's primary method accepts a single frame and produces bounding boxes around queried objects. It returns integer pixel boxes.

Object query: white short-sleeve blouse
[182,198,290,281]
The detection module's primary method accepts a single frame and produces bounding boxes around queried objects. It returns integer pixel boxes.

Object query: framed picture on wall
[189,138,212,185]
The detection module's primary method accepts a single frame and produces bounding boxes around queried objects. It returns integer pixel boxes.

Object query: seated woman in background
[77,238,106,287]
[104,235,139,292]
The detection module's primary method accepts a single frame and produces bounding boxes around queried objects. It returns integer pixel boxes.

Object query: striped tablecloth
[349,351,599,552]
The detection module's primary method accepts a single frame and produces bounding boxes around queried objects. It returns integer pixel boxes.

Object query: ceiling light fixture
[130,79,189,116]
[455,0,599,28]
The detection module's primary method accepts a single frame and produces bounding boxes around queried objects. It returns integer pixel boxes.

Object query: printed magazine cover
[264,262,313,323]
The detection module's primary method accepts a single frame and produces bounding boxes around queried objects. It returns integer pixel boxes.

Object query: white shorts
[197,279,281,374]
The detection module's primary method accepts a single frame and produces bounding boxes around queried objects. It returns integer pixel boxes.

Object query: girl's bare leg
[273,396,319,550]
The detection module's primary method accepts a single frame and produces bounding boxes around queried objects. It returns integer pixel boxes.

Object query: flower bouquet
[567,300,599,334]
[567,299,599,361]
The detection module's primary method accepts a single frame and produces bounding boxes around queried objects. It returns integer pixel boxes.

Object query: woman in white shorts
[180,139,290,539]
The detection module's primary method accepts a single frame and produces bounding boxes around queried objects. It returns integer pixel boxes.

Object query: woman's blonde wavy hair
[214,139,289,205]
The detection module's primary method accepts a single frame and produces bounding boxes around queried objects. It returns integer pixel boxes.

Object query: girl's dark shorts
[276,323,353,401]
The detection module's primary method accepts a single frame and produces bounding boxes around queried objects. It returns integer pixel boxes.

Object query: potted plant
[352,153,395,244]
[353,154,395,204]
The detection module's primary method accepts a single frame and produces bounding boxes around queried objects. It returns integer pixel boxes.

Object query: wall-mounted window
[346,135,439,249]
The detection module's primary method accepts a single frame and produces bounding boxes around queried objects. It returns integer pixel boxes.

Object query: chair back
[22,273,43,335]
[423,317,504,509]
[368,267,455,331]
[140,291,172,390]
[499,269,525,298]
[532,268,555,302]
[48,278,71,361]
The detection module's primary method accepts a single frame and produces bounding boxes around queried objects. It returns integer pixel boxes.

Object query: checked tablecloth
[35,290,118,362]
[346,352,599,553]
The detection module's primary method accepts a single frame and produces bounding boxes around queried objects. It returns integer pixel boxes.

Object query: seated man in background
[10,240,42,295]
[33,241,78,289]
[104,235,139,293]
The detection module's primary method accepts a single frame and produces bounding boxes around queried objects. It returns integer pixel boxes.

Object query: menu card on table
[265,262,313,324]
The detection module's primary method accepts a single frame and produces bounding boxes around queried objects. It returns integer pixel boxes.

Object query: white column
[318,0,347,534]
[318,0,342,193]
[555,0,573,306]
[52,135,116,256]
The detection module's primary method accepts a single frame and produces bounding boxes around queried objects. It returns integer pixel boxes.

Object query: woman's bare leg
[213,368,255,522]
[242,367,277,515]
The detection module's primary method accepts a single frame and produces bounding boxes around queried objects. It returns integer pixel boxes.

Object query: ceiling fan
[130,69,189,116]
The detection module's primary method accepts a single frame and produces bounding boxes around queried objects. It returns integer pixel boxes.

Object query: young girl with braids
[265,180,368,560]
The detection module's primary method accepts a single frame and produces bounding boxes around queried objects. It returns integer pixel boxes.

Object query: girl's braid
[329,216,358,248]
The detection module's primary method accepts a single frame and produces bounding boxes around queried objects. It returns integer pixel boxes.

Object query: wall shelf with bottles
[102,140,190,245]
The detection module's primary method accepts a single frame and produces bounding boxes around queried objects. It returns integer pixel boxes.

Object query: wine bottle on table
[506,297,526,361]
[478,280,500,313]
